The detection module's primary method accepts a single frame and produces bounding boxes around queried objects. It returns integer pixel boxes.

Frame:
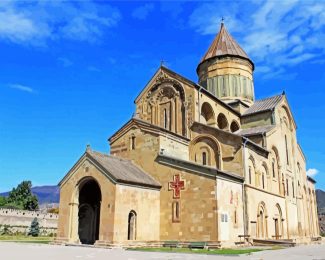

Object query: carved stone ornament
[156,71,169,83]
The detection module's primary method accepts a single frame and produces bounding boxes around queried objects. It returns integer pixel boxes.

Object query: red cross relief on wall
[168,174,185,199]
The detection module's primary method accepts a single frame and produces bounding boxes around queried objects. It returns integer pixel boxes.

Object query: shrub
[0,225,12,235]
[28,218,40,237]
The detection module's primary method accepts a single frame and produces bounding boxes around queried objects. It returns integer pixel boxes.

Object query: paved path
[0,242,324,260]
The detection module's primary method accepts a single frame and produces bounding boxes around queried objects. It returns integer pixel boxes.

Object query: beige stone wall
[113,184,160,242]
[241,96,320,240]
[111,127,219,242]
[57,157,116,243]
[241,111,273,129]
[191,124,243,176]
[245,185,287,239]
[216,179,244,244]
[198,57,253,81]
[159,135,189,160]
[197,57,254,104]
[156,164,218,242]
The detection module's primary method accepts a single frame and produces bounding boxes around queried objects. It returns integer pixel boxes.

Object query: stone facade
[57,23,320,247]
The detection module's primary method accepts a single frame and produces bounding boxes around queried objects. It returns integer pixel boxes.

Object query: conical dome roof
[199,23,254,69]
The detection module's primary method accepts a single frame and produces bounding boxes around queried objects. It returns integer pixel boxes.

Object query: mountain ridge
[0,185,59,204]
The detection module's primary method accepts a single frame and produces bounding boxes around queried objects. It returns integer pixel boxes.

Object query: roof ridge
[88,150,130,163]
[255,93,282,102]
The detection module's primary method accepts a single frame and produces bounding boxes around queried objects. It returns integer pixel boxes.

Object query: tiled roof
[87,150,161,188]
[242,94,283,116]
[200,23,252,64]
[235,125,275,136]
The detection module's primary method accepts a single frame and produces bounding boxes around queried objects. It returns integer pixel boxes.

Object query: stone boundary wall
[0,208,58,235]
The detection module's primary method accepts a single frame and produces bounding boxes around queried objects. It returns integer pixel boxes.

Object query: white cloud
[132,3,154,20]
[189,0,325,79]
[8,84,35,93]
[307,168,319,177]
[58,57,73,68]
[87,66,101,72]
[0,1,121,46]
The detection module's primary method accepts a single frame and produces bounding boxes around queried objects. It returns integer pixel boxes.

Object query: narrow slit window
[272,161,275,178]
[285,135,289,165]
[262,173,265,189]
[249,167,252,184]
[172,201,180,222]
[202,152,207,166]
[131,136,136,150]
[164,109,167,129]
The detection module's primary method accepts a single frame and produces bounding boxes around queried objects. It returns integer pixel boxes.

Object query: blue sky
[0,0,324,192]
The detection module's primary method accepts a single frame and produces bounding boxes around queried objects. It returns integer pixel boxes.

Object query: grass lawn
[128,247,264,255]
[0,235,54,244]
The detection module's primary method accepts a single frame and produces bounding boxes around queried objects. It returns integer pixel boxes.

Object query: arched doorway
[127,211,137,240]
[78,179,101,244]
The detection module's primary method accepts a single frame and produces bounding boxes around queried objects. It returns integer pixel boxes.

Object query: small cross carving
[168,174,185,199]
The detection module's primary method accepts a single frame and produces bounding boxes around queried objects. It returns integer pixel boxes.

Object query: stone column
[69,202,79,243]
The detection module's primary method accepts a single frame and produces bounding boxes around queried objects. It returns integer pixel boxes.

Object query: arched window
[230,121,240,133]
[285,135,289,165]
[282,174,285,196]
[164,108,168,129]
[148,83,186,136]
[262,173,265,189]
[286,179,289,196]
[128,211,137,240]
[261,164,268,190]
[202,152,207,166]
[217,113,228,130]
[272,160,275,178]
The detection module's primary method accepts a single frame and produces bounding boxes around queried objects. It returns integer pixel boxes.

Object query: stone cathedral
[56,23,320,247]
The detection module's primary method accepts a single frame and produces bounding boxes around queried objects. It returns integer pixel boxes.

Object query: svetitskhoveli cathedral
[56,23,320,247]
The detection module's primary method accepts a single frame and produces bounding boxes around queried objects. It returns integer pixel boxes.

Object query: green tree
[0,196,7,207]
[28,218,40,237]
[7,181,39,210]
